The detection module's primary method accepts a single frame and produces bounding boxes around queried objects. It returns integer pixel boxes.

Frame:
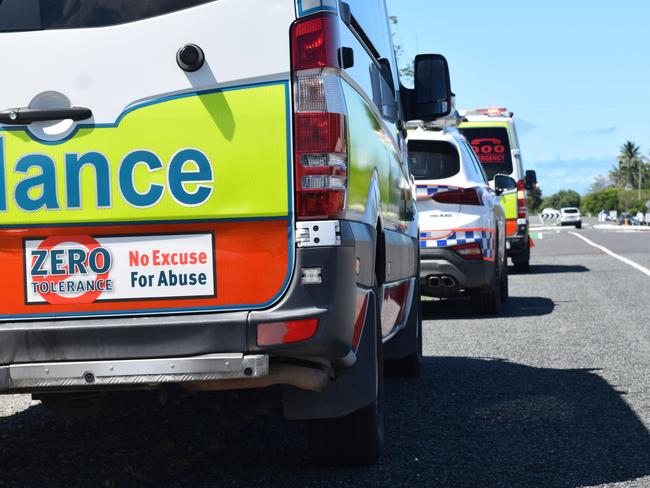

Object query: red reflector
[257,318,319,346]
[433,188,483,206]
[381,280,411,335]
[291,13,340,71]
[352,290,370,349]
[451,242,483,260]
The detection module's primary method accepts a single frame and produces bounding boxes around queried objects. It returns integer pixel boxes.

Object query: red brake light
[295,112,346,154]
[433,188,483,206]
[257,318,319,346]
[291,13,349,220]
[291,13,341,71]
[516,179,525,191]
[451,242,483,260]
[516,179,527,218]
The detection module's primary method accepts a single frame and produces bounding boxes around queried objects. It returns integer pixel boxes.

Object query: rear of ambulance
[0,0,368,415]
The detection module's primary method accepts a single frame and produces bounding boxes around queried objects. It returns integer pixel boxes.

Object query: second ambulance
[459,108,537,273]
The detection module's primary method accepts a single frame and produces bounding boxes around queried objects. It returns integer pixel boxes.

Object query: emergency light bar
[461,107,513,118]
[406,96,462,131]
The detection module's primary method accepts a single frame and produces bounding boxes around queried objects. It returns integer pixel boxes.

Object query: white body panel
[0,0,295,125]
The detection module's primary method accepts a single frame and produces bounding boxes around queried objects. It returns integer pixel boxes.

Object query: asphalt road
[1,219,650,487]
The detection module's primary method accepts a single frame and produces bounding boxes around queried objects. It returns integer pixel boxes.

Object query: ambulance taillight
[516,179,527,218]
[291,13,349,220]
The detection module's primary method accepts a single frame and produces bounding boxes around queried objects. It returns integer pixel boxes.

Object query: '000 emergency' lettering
[0,137,213,211]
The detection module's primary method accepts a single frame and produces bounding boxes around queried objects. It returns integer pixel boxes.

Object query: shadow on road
[422,295,555,321]
[525,264,590,275]
[1,357,649,487]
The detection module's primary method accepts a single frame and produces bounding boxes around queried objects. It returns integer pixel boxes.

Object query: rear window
[0,0,215,32]
[563,208,579,214]
[459,127,513,180]
[408,140,460,180]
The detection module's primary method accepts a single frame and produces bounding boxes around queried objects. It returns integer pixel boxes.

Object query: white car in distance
[559,207,582,228]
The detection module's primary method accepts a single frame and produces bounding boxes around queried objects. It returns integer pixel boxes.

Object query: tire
[305,285,385,466]
[512,240,530,274]
[575,222,582,229]
[499,258,509,303]
[471,259,502,315]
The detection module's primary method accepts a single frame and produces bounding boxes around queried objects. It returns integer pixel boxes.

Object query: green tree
[540,189,581,210]
[389,16,414,85]
[527,186,543,214]
[610,141,643,189]
[587,174,612,193]
[581,188,620,215]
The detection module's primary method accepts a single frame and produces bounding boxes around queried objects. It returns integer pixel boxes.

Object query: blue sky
[386,0,650,195]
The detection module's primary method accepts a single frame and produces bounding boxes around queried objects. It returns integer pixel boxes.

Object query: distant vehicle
[618,213,639,226]
[459,108,537,273]
[559,207,582,228]
[409,124,511,315]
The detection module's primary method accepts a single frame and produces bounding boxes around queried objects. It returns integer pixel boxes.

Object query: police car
[409,118,512,314]
[0,0,455,466]
[459,108,537,273]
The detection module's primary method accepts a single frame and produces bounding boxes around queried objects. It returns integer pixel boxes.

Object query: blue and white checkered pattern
[420,229,496,260]
[415,185,456,199]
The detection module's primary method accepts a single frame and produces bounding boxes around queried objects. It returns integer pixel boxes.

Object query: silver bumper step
[1,354,268,391]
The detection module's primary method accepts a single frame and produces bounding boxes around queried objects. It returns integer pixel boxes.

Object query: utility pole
[640,155,647,201]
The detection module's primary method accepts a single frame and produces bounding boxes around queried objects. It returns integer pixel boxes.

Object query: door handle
[0,107,92,125]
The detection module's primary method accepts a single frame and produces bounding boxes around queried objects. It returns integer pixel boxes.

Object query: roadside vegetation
[581,141,650,215]
[531,141,650,216]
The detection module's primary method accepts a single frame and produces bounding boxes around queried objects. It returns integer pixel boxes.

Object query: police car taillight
[432,188,483,206]
[451,242,483,260]
[516,179,527,218]
[291,13,349,220]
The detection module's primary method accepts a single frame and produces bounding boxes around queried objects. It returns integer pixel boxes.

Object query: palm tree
[610,141,642,188]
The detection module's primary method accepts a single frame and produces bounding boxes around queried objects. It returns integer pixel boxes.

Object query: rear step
[2,354,268,391]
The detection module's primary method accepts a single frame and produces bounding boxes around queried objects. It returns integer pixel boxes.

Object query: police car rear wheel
[471,260,502,315]
[512,242,531,274]
[500,259,509,303]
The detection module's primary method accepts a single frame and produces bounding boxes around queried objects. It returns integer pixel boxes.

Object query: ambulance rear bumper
[507,221,529,255]
[0,221,374,394]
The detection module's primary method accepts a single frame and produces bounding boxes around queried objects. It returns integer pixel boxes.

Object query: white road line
[569,232,650,277]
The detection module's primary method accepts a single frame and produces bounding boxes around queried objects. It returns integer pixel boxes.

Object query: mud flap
[382,283,419,361]
[282,291,379,421]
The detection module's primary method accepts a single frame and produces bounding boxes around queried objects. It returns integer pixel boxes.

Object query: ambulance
[459,108,537,272]
[0,0,453,465]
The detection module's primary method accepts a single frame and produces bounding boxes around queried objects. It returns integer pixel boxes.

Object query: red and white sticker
[24,233,215,304]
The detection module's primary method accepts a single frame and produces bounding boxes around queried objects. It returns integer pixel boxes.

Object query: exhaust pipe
[182,363,330,393]
[427,276,441,287]
[441,275,457,288]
